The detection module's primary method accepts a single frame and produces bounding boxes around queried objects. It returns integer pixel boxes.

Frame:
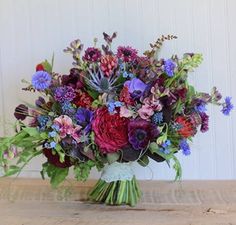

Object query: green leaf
[22,127,41,138]
[172,155,182,181]
[149,142,173,161]
[4,165,20,176]
[42,60,53,73]
[138,155,149,167]
[87,88,99,99]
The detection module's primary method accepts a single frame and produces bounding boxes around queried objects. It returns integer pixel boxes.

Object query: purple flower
[35,96,46,108]
[32,71,52,90]
[160,139,171,154]
[179,139,191,156]
[128,119,159,150]
[83,47,102,62]
[54,86,76,102]
[164,59,176,77]
[117,46,138,62]
[125,78,147,99]
[195,100,207,113]
[75,108,93,133]
[222,96,233,116]
[200,112,209,133]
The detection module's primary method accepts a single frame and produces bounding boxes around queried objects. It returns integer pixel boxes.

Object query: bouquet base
[88,162,142,206]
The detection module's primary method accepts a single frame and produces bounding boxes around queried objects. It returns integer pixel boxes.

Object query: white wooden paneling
[0,0,235,179]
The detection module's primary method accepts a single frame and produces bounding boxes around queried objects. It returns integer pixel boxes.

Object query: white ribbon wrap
[101,162,134,183]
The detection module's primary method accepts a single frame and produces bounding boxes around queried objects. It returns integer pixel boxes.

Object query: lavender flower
[179,139,191,156]
[75,108,93,133]
[164,59,176,77]
[124,78,147,99]
[222,97,233,116]
[54,86,76,102]
[32,71,52,90]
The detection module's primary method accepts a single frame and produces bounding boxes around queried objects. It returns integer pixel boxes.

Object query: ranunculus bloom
[128,119,159,150]
[92,107,129,153]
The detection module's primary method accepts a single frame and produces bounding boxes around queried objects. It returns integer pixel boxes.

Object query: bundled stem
[88,176,142,207]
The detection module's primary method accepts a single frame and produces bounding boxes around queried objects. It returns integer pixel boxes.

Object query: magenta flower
[83,47,102,62]
[117,46,138,62]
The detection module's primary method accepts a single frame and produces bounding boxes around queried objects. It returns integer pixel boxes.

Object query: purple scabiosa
[179,139,191,156]
[117,46,138,63]
[32,71,52,90]
[75,108,93,133]
[164,59,176,77]
[124,78,147,99]
[199,112,209,133]
[128,119,159,150]
[54,86,76,102]
[222,97,233,116]
[83,47,102,62]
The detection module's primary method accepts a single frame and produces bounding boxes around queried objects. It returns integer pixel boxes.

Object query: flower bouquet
[0,33,233,207]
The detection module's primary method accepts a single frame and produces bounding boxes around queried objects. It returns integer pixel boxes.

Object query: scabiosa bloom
[164,59,176,77]
[124,78,147,99]
[199,112,209,133]
[54,86,76,102]
[100,55,118,77]
[117,46,138,63]
[75,108,93,133]
[32,71,52,90]
[222,96,233,116]
[83,47,102,62]
[128,119,159,150]
[179,139,191,156]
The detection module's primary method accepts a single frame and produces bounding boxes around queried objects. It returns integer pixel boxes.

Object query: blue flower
[123,71,134,78]
[195,103,207,113]
[164,59,176,77]
[160,140,171,154]
[49,131,57,138]
[108,101,122,113]
[179,139,191,156]
[75,108,93,133]
[61,101,76,116]
[51,124,60,131]
[152,112,163,124]
[32,71,52,90]
[222,96,233,116]
[37,115,50,129]
[50,141,57,149]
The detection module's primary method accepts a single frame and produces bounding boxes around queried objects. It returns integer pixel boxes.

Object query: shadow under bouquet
[0,33,233,206]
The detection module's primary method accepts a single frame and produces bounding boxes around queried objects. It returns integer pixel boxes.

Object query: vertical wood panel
[0,0,235,179]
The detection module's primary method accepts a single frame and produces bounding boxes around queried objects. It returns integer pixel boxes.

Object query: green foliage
[137,155,149,167]
[41,162,69,188]
[74,160,95,181]
[172,155,182,181]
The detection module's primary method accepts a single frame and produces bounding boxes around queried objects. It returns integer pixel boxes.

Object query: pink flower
[120,106,134,118]
[54,115,81,139]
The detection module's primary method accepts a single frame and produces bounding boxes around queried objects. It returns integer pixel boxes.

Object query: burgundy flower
[92,107,129,154]
[200,112,209,133]
[128,119,159,150]
[14,104,28,120]
[83,47,102,62]
[61,68,84,89]
[117,46,138,63]
[43,148,72,168]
